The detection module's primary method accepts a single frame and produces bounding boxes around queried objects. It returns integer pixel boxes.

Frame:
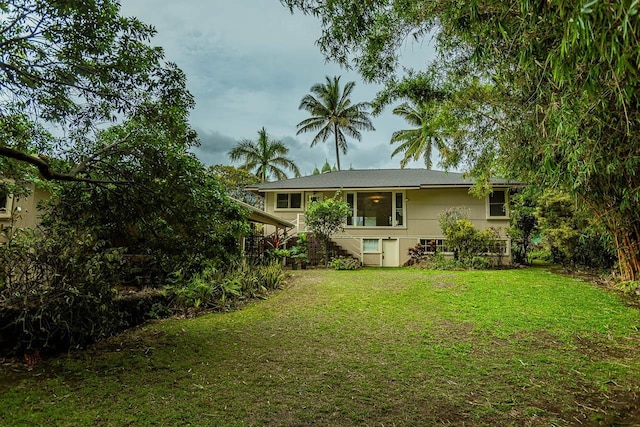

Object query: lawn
[2,267,640,426]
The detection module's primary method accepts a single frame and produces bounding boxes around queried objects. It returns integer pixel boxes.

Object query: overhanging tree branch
[0,145,128,184]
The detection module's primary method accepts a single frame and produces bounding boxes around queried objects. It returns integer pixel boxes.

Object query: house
[246,169,519,267]
[0,183,49,239]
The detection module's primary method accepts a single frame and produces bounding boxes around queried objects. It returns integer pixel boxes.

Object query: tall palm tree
[296,76,375,170]
[390,99,447,169]
[228,127,301,182]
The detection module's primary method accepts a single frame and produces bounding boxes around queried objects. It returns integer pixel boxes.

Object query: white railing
[294,213,306,233]
[332,231,362,261]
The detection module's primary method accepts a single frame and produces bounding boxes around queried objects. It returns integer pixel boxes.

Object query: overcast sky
[119,0,436,176]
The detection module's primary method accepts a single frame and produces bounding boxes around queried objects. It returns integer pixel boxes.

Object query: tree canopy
[228,127,301,183]
[390,98,447,169]
[283,0,640,281]
[0,0,193,186]
[296,75,375,170]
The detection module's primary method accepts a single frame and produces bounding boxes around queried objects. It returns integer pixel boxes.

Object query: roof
[233,198,294,228]
[247,169,519,192]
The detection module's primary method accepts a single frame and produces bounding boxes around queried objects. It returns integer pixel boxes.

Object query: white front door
[382,239,399,267]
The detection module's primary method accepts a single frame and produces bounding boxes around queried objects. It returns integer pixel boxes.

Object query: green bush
[329,256,362,270]
[411,252,463,270]
[437,208,499,268]
[166,260,285,314]
[0,227,126,354]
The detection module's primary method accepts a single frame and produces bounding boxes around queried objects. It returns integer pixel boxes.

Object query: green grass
[2,267,640,426]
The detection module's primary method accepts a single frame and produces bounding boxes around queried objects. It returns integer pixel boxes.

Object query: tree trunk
[322,236,330,267]
[595,205,640,282]
[611,223,640,282]
[333,123,341,171]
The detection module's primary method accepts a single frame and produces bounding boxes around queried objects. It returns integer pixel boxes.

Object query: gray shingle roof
[249,169,518,191]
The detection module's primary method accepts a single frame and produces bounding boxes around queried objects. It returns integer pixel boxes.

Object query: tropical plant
[304,193,351,266]
[390,98,447,169]
[328,256,361,270]
[166,260,285,314]
[296,76,375,170]
[229,127,301,182]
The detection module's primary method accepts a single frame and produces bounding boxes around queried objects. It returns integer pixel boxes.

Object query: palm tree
[296,76,375,170]
[390,99,446,169]
[228,127,301,182]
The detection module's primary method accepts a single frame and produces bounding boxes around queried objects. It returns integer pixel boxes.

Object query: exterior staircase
[288,234,359,267]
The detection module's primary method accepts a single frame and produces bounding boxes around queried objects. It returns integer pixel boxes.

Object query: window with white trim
[419,238,450,253]
[307,193,323,204]
[345,191,406,227]
[488,240,508,255]
[276,193,302,209]
[487,190,508,218]
[0,191,11,218]
[363,238,380,253]
[419,238,508,255]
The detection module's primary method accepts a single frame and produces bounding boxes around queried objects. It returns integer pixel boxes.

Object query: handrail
[332,230,362,261]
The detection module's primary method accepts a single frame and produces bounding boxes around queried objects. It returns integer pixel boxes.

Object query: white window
[276,193,302,210]
[419,238,508,255]
[363,238,380,253]
[419,238,450,253]
[307,193,323,205]
[487,190,508,218]
[0,191,11,218]
[345,191,406,227]
[488,240,509,255]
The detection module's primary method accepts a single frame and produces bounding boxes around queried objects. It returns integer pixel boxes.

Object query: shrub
[329,256,362,270]
[0,227,126,354]
[166,260,285,314]
[411,252,464,270]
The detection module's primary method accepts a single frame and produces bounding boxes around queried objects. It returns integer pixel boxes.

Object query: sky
[119,0,437,176]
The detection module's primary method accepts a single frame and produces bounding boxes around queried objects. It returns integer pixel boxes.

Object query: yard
[2,267,640,426]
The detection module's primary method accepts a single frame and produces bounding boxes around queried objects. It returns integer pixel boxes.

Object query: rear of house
[0,183,49,239]
[247,169,518,267]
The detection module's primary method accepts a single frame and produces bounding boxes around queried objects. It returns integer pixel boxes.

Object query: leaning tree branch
[70,131,132,175]
[0,145,130,185]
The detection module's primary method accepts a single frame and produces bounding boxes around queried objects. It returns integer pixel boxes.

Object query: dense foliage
[438,208,499,264]
[283,0,640,282]
[47,155,248,279]
[304,194,351,266]
[210,164,262,207]
[167,260,286,315]
[535,190,616,270]
[0,0,188,185]
[1,226,127,353]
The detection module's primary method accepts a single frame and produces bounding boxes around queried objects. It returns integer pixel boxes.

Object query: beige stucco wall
[260,188,512,266]
[0,185,49,237]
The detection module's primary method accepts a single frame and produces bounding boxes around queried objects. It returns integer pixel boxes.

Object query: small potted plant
[269,247,290,266]
[289,245,308,270]
[295,232,309,269]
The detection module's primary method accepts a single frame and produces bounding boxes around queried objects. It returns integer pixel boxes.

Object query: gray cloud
[191,129,237,166]
[120,0,437,174]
